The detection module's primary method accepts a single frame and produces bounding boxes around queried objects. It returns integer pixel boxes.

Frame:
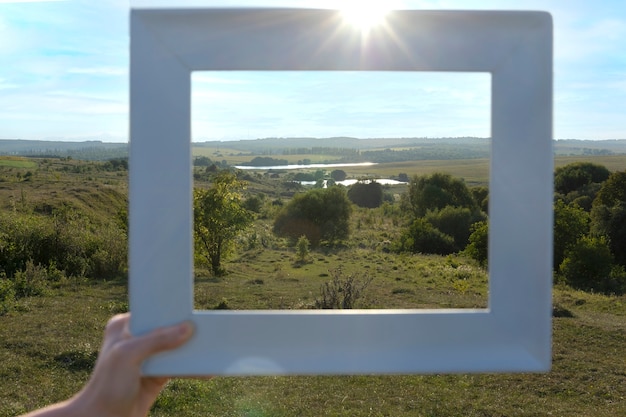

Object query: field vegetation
[1,152,625,416]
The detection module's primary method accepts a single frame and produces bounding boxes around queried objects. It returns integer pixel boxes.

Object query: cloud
[556,18,626,64]
[190,71,491,140]
[0,78,19,90]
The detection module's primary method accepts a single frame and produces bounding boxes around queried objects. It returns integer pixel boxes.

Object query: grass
[192,146,344,165]
[0,159,127,219]
[218,154,626,189]
[0,157,37,169]
[347,158,491,186]
[2,274,625,417]
[1,155,626,416]
[0,282,127,416]
[195,249,488,310]
[554,154,626,173]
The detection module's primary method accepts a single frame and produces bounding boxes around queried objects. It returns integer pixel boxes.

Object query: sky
[0,0,625,142]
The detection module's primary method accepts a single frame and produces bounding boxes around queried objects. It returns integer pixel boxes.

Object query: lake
[233,161,406,187]
[234,162,377,170]
[299,179,407,187]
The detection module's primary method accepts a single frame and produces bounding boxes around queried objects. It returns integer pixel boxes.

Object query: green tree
[591,202,626,267]
[243,195,263,213]
[314,169,326,181]
[464,221,488,267]
[193,172,252,275]
[330,169,347,181]
[395,218,456,255]
[407,172,477,217]
[554,162,610,195]
[347,181,383,208]
[273,186,352,247]
[470,186,489,214]
[425,206,486,251]
[295,235,310,262]
[553,200,590,269]
[593,170,626,208]
[559,236,624,295]
[591,171,626,267]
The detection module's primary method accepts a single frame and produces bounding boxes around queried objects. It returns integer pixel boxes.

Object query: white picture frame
[129,9,553,376]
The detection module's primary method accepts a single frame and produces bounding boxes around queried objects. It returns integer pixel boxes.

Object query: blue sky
[0,0,624,142]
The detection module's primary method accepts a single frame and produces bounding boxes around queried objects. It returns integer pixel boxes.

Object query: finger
[105,313,130,332]
[124,321,194,363]
[103,313,131,341]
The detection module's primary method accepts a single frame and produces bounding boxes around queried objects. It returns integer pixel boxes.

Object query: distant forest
[1,137,625,162]
[0,140,127,161]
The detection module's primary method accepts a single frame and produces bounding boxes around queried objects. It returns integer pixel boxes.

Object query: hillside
[1,155,625,416]
[2,138,626,162]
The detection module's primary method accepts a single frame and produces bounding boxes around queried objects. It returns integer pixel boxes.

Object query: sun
[340,1,390,33]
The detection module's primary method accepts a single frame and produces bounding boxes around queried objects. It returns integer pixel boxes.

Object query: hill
[0,139,127,161]
[3,138,626,162]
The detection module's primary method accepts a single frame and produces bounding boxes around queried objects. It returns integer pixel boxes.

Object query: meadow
[0,154,625,416]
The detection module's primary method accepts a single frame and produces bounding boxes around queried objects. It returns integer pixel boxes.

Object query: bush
[407,172,477,217]
[559,236,623,295]
[274,187,352,247]
[554,162,610,195]
[0,206,128,281]
[464,221,488,267]
[12,261,48,298]
[243,195,263,213]
[554,200,590,268]
[395,218,456,255]
[425,206,485,251]
[315,268,372,309]
[0,278,16,315]
[87,224,128,279]
[295,235,310,262]
[330,169,347,181]
[347,181,383,208]
[591,202,626,267]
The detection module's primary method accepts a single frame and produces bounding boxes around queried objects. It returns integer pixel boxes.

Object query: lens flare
[341,1,390,33]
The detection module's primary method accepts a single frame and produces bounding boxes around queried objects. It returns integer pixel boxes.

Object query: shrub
[295,235,310,262]
[0,207,128,281]
[591,202,626,267]
[87,224,128,279]
[274,187,351,247]
[0,278,16,315]
[12,261,48,298]
[347,181,383,208]
[425,206,485,251]
[464,221,488,267]
[330,169,347,181]
[243,195,263,213]
[407,172,477,217]
[554,162,610,195]
[315,268,372,309]
[554,200,590,268]
[395,218,456,255]
[559,236,623,295]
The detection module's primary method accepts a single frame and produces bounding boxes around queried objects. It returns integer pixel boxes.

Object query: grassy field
[1,257,625,416]
[0,157,38,169]
[1,155,626,416]
[195,154,626,188]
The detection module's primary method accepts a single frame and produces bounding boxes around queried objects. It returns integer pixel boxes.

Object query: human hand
[72,313,194,417]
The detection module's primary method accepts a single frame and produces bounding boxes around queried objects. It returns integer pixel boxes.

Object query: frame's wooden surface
[130,9,553,376]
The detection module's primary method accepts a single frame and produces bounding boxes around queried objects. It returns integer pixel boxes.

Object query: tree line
[2,160,624,316]
[193,163,626,295]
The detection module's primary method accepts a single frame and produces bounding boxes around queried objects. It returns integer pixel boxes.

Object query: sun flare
[341,2,390,33]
